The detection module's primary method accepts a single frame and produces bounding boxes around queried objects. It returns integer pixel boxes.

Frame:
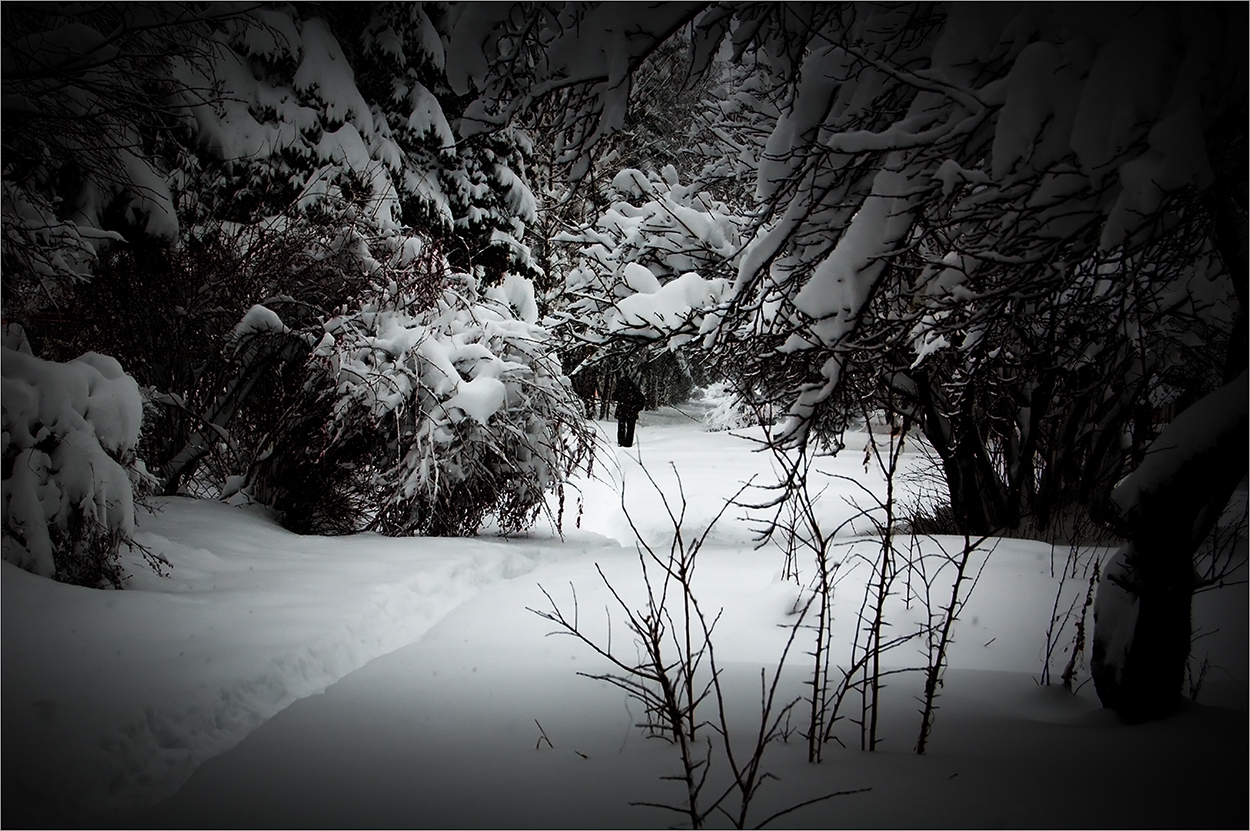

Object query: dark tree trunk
[910,370,1012,535]
[1097,180,1250,720]
[1091,371,1248,720]
[943,431,1005,534]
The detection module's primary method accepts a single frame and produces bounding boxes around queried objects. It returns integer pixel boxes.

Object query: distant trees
[525,28,730,408]
[551,165,744,411]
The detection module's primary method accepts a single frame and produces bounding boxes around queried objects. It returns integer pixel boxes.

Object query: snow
[559,166,746,352]
[405,81,456,151]
[1102,97,1214,248]
[991,40,1082,178]
[793,161,921,343]
[1091,547,1141,687]
[933,158,991,197]
[119,147,178,239]
[443,375,507,424]
[610,271,730,340]
[4,411,1245,828]
[1068,6,1176,184]
[3,500,567,823]
[484,273,540,324]
[237,8,300,61]
[411,7,445,71]
[444,5,504,98]
[622,261,663,294]
[1,181,117,286]
[1110,370,1249,518]
[610,167,655,198]
[229,304,288,342]
[293,18,373,129]
[2,345,144,578]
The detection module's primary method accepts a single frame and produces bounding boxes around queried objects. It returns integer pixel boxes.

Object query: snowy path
[2,496,590,825]
[3,410,1246,827]
[4,406,808,825]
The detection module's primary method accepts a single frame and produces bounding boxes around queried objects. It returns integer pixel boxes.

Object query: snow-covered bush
[699,381,774,432]
[551,166,746,413]
[30,200,380,501]
[249,263,593,537]
[1,327,155,587]
[6,6,555,514]
[555,166,742,353]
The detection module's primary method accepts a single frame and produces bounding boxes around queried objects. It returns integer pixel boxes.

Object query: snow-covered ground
[4,407,1246,828]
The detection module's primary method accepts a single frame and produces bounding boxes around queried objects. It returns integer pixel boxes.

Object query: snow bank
[5,418,1245,828]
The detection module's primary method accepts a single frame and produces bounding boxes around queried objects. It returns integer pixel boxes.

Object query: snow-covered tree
[3,3,592,561]
[849,216,1240,537]
[552,166,745,412]
[557,168,741,348]
[162,3,540,281]
[5,1,546,331]
[525,31,728,309]
[680,4,1245,720]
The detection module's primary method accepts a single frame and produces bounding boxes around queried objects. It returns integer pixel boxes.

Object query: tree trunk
[942,433,1005,534]
[912,370,1011,534]
[1091,371,1248,720]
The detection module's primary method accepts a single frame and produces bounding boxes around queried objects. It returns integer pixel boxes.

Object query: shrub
[249,265,594,537]
[1,326,158,587]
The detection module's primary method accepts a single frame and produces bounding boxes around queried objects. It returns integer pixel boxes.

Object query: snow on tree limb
[1110,370,1249,524]
[702,3,1246,446]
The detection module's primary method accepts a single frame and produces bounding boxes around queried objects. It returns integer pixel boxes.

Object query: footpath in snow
[3,487,584,825]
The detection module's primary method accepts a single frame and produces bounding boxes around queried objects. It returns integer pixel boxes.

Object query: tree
[1091,369,1247,720]
[552,165,744,410]
[496,2,1245,719]
[650,3,1245,721]
[1,2,238,316]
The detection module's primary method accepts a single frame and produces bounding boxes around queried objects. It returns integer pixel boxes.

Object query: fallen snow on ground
[2,500,577,822]
[3,409,1247,828]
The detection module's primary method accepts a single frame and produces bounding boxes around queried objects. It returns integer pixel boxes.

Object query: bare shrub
[532,464,867,828]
